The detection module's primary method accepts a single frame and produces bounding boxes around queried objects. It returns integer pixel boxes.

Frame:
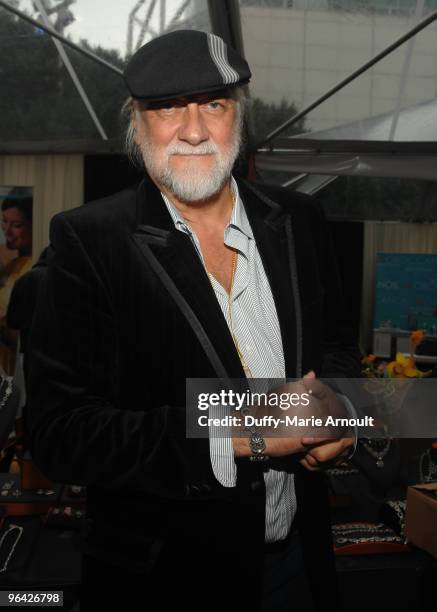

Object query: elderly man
[26,30,361,611]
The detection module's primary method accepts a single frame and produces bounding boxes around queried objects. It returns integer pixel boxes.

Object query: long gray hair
[120,87,249,169]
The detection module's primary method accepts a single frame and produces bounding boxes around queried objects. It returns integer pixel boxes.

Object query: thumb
[303,370,316,379]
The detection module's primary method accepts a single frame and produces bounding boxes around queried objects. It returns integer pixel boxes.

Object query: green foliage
[248,96,306,141]
[0,8,127,141]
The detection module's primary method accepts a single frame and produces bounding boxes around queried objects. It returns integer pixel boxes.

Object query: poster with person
[0,186,33,375]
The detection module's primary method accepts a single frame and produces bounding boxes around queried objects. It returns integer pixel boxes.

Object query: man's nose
[177,103,209,145]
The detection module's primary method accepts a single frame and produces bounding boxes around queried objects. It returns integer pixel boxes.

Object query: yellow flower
[386,352,425,378]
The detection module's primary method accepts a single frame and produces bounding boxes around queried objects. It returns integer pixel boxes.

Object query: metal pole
[255,9,437,151]
[136,0,157,51]
[389,0,425,140]
[168,0,192,29]
[0,0,123,76]
[160,0,166,34]
[33,0,108,140]
[127,0,146,57]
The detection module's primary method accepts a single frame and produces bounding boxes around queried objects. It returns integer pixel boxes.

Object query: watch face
[250,432,266,454]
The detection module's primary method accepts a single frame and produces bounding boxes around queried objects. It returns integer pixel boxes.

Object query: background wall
[0,155,84,261]
[361,221,437,349]
[241,4,437,133]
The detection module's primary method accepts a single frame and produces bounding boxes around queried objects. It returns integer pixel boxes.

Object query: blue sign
[374,253,437,333]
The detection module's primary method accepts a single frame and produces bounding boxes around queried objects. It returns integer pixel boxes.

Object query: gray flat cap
[123,29,251,102]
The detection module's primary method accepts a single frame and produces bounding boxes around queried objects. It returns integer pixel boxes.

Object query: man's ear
[132,118,140,146]
[131,99,147,146]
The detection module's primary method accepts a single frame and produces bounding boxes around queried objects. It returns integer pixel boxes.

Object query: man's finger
[306,438,352,463]
[301,376,329,398]
[299,457,321,472]
[303,454,319,468]
[303,370,316,379]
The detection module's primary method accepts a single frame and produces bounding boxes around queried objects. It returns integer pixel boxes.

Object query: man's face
[133,91,242,202]
[1,207,32,253]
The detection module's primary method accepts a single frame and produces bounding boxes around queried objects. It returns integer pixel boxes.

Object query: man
[26,30,362,611]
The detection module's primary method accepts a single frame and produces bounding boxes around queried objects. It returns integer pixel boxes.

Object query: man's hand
[232,374,333,458]
[299,436,354,471]
[232,371,353,460]
[298,370,354,471]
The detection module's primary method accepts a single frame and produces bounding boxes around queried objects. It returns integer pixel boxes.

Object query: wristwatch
[241,406,270,461]
[249,430,269,461]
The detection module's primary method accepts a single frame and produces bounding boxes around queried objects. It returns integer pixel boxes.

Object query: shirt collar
[160,175,254,240]
[229,176,254,240]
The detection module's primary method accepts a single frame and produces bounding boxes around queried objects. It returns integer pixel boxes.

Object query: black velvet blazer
[26,173,361,609]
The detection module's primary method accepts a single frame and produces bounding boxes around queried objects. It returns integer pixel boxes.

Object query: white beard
[139,124,242,203]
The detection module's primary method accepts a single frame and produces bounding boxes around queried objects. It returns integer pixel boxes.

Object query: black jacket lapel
[131,175,246,379]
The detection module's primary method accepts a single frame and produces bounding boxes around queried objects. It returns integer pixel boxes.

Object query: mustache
[165,143,219,155]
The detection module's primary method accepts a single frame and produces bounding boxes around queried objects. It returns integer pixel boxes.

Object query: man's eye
[206,101,222,110]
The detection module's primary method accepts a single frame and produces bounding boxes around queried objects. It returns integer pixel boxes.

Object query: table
[336,545,437,612]
[0,515,81,611]
[1,513,436,612]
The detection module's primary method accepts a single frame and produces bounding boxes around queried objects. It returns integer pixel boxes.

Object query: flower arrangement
[362,330,432,379]
[361,330,432,420]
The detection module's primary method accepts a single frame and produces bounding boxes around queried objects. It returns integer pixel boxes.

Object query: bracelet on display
[327,466,360,477]
[381,499,407,536]
[0,377,14,414]
[332,522,405,547]
[419,448,437,483]
[0,524,23,573]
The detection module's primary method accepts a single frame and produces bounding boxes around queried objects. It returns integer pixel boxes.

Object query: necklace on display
[359,436,391,468]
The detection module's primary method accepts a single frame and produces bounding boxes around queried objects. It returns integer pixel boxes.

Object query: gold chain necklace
[205,195,253,379]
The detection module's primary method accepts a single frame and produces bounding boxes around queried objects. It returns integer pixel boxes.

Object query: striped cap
[123,30,251,102]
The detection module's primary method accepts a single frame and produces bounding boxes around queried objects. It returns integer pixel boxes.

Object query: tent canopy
[1,0,436,182]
